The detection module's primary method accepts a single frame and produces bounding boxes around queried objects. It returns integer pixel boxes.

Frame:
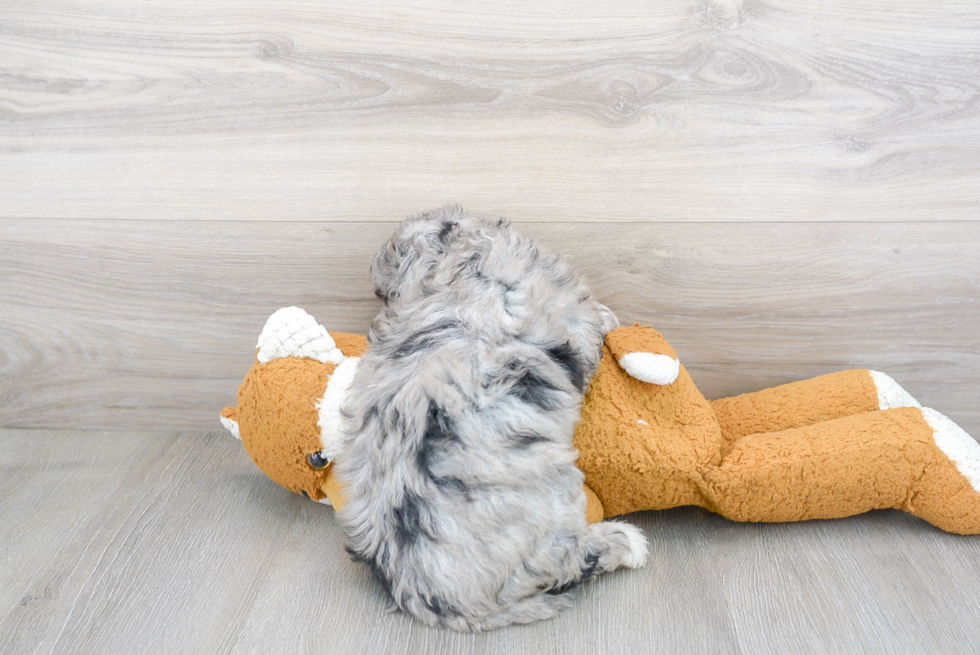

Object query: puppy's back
[339,208,646,631]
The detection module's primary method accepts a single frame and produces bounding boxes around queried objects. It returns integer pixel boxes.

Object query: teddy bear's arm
[605,325,681,385]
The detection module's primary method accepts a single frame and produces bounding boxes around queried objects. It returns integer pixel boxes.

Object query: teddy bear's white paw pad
[922,408,980,493]
[618,352,680,385]
[870,371,921,410]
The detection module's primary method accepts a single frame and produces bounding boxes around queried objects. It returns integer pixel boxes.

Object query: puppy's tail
[440,592,572,632]
[428,521,649,632]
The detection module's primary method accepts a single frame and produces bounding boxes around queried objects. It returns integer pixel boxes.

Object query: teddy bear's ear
[256,306,344,364]
[220,406,240,439]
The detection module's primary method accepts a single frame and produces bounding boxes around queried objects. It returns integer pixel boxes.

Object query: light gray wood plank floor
[4,429,980,655]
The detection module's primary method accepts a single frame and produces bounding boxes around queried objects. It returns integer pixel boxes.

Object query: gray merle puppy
[338,206,648,631]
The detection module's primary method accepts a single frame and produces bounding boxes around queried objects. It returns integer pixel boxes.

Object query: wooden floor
[4,428,980,654]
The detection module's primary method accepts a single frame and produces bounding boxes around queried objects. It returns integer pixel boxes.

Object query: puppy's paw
[618,523,649,569]
[618,352,680,385]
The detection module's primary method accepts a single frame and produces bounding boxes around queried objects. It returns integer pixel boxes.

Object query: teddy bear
[222,306,980,535]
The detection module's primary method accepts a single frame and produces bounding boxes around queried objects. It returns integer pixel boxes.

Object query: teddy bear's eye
[306,452,331,469]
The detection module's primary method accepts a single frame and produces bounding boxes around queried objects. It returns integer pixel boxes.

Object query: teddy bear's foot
[906,408,980,535]
[712,369,921,445]
[702,407,980,534]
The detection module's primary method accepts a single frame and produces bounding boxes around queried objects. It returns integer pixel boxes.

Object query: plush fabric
[230,330,367,502]
[222,313,980,535]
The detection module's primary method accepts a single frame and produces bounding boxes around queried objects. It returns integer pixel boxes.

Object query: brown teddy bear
[222,307,980,534]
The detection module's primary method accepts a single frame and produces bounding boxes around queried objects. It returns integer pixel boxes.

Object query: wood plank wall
[1,0,978,433]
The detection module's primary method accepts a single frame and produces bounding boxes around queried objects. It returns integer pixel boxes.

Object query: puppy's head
[371,204,509,305]
[220,307,363,506]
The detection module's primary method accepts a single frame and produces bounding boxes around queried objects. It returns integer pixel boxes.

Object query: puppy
[338,206,648,631]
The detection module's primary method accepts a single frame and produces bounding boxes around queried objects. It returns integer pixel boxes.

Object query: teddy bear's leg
[701,407,980,534]
[711,370,919,448]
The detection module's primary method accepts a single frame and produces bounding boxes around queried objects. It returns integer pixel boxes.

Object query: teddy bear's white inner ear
[220,414,241,440]
[256,306,344,364]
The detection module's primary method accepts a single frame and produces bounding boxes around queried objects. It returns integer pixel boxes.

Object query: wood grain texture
[4,429,980,654]
[1,0,979,222]
[1,219,977,435]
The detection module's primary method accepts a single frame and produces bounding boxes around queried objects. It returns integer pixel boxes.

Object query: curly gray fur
[337,206,647,631]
